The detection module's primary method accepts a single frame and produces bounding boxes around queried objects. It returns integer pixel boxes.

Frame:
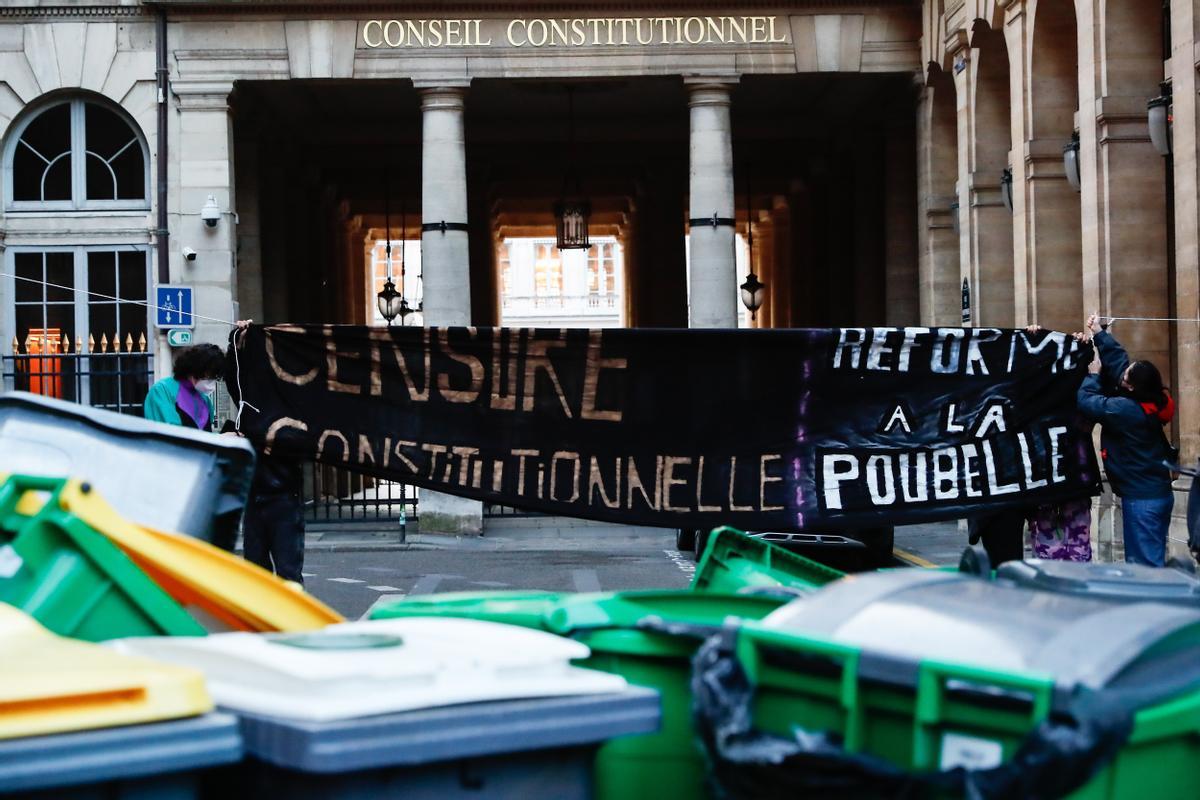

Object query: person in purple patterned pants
[1029,498,1093,562]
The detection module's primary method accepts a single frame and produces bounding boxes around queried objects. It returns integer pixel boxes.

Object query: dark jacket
[251,451,302,498]
[219,419,302,498]
[1077,331,1173,499]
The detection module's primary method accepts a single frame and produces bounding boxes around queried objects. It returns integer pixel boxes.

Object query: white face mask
[195,378,218,394]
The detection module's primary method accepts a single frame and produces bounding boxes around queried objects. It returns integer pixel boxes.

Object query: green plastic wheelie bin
[371,586,793,799]
[691,527,845,595]
[0,475,204,641]
[546,590,788,800]
[693,568,1200,800]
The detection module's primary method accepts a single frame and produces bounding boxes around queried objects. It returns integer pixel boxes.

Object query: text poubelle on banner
[227,325,1102,531]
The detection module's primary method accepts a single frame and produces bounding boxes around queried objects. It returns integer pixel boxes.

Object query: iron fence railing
[2,351,153,416]
[301,463,418,525]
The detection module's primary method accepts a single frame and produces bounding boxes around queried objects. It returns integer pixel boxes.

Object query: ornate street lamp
[377,277,404,324]
[1148,82,1173,157]
[740,167,766,320]
[1000,167,1014,214]
[740,273,765,317]
[554,199,591,250]
[1063,131,1081,192]
[555,86,591,250]
[376,175,414,326]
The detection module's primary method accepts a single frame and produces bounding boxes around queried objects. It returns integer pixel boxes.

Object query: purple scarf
[176,379,210,430]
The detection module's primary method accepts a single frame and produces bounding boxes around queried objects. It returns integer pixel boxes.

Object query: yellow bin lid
[0,604,212,740]
[2,477,342,633]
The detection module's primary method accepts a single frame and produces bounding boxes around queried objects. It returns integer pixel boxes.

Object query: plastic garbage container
[693,568,1200,800]
[110,618,658,800]
[0,391,254,543]
[23,477,341,632]
[691,526,845,596]
[366,588,788,799]
[0,476,205,640]
[998,559,1200,606]
[0,605,241,799]
[546,590,790,800]
[368,590,574,629]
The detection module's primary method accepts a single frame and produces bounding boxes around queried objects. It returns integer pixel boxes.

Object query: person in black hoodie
[1077,314,1177,566]
[223,320,306,583]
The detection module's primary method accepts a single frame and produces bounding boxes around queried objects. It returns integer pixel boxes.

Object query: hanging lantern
[377,277,404,325]
[1148,84,1173,157]
[555,86,591,251]
[740,273,766,318]
[1063,131,1081,192]
[554,200,591,250]
[1000,167,1014,214]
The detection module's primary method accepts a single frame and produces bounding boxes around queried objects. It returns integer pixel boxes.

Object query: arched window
[4,97,149,210]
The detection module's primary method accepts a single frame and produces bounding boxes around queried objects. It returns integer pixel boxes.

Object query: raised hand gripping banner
[228,325,1101,531]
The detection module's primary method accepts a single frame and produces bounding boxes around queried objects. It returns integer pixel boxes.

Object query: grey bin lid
[763,569,1200,694]
[998,559,1200,604]
[235,687,661,774]
[0,712,242,792]
[0,391,255,540]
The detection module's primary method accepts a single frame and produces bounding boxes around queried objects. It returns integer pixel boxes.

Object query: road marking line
[572,569,602,593]
[327,577,365,584]
[893,547,937,568]
[360,593,406,620]
[663,550,696,576]
[368,585,401,592]
[302,572,316,578]
[410,574,446,596]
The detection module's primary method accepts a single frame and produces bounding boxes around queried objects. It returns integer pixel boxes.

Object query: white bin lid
[109,617,628,722]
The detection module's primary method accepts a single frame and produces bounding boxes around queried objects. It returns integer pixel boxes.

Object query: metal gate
[2,348,153,416]
[300,464,417,526]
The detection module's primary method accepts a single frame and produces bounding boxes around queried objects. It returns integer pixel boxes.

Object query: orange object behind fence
[22,329,64,399]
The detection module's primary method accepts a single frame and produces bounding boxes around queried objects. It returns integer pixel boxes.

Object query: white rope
[3,269,259,429]
[230,327,259,432]
[1102,315,1200,323]
[1,271,235,326]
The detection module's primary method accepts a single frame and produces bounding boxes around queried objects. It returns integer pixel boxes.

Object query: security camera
[200,195,220,228]
[182,247,198,262]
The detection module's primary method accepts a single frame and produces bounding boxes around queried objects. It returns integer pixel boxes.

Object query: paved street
[298,518,967,619]
[301,523,694,619]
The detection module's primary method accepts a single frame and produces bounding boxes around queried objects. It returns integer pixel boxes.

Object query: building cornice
[0,5,147,19]
[140,0,920,11]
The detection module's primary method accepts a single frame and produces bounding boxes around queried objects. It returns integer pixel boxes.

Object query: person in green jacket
[143,344,225,430]
[143,342,239,550]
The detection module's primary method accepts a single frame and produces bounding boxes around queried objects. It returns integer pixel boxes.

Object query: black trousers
[243,493,305,584]
[968,507,1028,567]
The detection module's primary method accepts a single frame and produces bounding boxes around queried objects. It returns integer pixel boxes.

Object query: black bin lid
[998,560,1200,605]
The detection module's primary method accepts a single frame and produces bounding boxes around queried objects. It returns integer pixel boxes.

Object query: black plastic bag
[691,631,1133,800]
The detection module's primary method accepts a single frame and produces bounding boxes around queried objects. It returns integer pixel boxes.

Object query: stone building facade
[0,0,1191,550]
[920,0,1190,557]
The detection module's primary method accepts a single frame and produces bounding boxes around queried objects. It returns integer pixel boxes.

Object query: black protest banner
[228,325,1101,531]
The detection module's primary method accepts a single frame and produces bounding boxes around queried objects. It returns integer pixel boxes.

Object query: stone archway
[919,64,961,325]
[1024,0,1083,333]
[963,22,1014,327]
[1087,0,1170,369]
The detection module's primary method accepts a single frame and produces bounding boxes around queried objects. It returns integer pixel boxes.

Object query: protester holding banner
[226,320,307,583]
[1077,315,1177,566]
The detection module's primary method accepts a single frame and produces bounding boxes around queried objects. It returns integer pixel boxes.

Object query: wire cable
[0,270,235,326]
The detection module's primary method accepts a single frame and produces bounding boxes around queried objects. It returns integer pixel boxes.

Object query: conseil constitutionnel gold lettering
[361,16,790,49]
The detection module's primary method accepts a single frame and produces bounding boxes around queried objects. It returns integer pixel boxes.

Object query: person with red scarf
[1077,314,1177,566]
